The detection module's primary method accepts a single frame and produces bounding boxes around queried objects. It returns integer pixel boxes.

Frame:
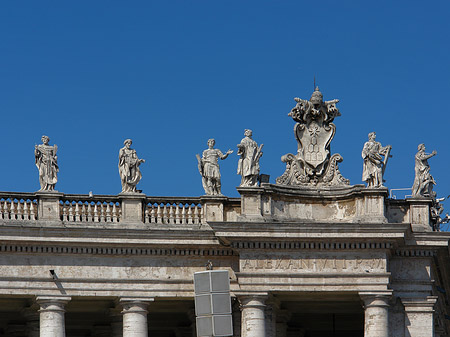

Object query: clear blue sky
[1,1,449,201]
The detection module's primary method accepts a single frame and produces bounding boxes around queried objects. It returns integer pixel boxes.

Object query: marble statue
[34,135,59,191]
[412,143,436,197]
[118,139,145,193]
[361,132,392,188]
[237,129,263,187]
[196,139,233,195]
[276,87,349,187]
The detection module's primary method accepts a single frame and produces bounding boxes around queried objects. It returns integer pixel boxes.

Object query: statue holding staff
[361,132,391,188]
[35,135,59,191]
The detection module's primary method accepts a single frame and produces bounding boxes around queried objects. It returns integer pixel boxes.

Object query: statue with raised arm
[412,143,437,197]
[361,132,392,188]
[118,139,145,193]
[196,139,233,195]
[237,129,263,187]
[35,135,59,191]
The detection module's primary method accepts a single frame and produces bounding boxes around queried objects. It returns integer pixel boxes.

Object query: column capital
[36,296,71,312]
[359,292,391,308]
[235,293,268,308]
[119,297,154,314]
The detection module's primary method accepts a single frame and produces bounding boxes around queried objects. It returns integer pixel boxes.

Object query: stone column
[119,298,153,337]
[401,296,437,337]
[232,299,242,337]
[265,297,280,337]
[360,293,390,337]
[36,296,71,337]
[238,295,268,337]
[109,307,123,337]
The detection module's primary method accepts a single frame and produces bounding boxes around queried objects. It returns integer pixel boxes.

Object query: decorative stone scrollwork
[276,87,349,187]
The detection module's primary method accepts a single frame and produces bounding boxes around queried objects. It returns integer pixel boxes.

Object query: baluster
[17,200,23,220]
[175,205,181,224]
[150,205,156,223]
[169,205,175,224]
[163,205,169,224]
[22,201,29,220]
[86,203,92,222]
[75,203,81,222]
[100,203,106,222]
[94,203,99,222]
[181,205,186,224]
[10,200,17,220]
[112,203,118,222]
[106,203,112,222]
[187,206,193,225]
[30,201,36,220]
[68,202,74,221]
[157,205,162,223]
[0,200,4,219]
[193,206,199,224]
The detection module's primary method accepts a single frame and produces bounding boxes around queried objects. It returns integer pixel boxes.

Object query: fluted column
[360,293,390,337]
[238,295,268,337]
[119,298,153,337]
[36,296,71,337]
[401,296,437,337]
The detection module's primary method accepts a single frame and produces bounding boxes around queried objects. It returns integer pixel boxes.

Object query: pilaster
[401,296,437,337]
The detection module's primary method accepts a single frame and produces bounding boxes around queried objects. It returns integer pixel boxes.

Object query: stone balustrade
[0,192,38,220]
[145,197,204,225]
[60,195,121,223]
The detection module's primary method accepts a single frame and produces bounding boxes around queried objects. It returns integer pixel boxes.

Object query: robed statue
[118,139,145,193]
[361,132,392,188]
[35,135,59,191]
[412,144,437,197]
[196,139,233,195]
[237,129,263,187]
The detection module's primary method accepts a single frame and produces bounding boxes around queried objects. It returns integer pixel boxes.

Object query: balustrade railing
[0,192,38,220]
[60,195,121,223]
[145,197,204,225]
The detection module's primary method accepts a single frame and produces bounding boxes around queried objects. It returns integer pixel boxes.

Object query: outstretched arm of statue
[221,149,233,160]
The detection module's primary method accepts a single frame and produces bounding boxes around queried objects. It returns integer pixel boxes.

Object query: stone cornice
[231,241,394,250]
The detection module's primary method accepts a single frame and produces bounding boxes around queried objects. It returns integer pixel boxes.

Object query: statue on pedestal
[361,132,392,188]
[118,139,145,193]
[35,135,58,191]
[237,129,263,187]
[276,87,349,187]
[412,143,436,197]
[197,139,233,195]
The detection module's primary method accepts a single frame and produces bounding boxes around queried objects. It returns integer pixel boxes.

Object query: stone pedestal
[401,296,437,337]
[36,296,71,337]
[357,188,388,223]
[407,198,433,232]
[119,193,146,223]
[119,298,153,337]
[238,295,268,337]
[360,293,390,337]
[35,192,63,221]
[201,196,227,222]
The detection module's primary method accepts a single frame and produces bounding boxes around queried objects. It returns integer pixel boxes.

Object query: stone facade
[0,186,449,337]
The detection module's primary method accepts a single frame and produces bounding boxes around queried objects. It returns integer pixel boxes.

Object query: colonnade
[21,293,437,337]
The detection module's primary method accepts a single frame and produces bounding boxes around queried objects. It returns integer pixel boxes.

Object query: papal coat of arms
[276,87,349,186]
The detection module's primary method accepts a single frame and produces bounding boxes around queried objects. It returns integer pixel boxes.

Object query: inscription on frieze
[240,253,386,273]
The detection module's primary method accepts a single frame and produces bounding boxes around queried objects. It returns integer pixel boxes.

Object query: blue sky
[1,1,449,201]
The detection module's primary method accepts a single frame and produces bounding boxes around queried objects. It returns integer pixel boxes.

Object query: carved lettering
[240,256,386,273]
